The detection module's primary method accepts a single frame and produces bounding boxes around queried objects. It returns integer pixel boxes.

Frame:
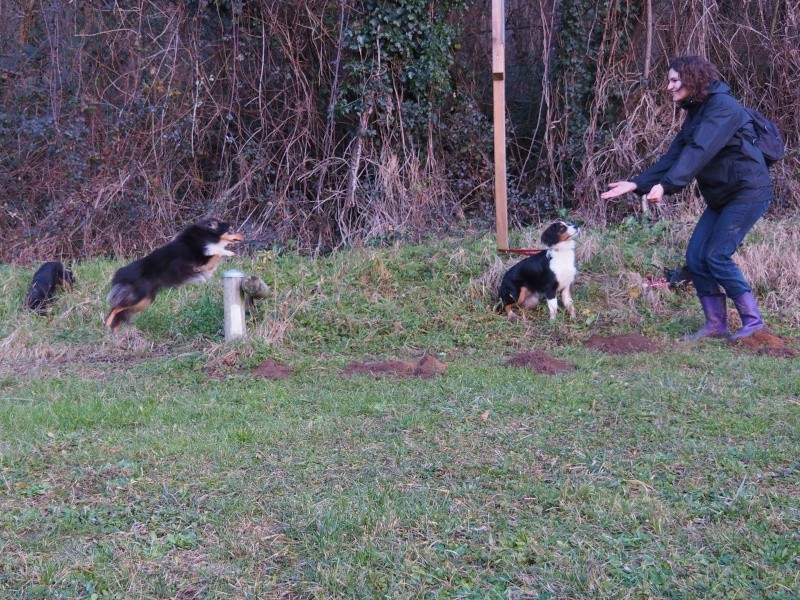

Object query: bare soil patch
[504,351,576,375]
[251,359,295,380]
[0,348,169,379]
[585,333,660,355]
[730,330,799,358]
[341,354,446,379]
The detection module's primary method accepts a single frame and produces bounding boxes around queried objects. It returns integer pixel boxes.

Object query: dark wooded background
[1,0,797,260]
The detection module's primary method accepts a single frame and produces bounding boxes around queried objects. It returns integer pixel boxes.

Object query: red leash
[498,249,689,290]
[498,247,546,256]
[643,276,672,289]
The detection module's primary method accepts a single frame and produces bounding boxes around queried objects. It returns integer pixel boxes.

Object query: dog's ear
[205,219,231,234]
[193,219,230,235]
[540,223,562,246]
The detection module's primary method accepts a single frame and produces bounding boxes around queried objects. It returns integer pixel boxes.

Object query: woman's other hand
[645,184,664,205]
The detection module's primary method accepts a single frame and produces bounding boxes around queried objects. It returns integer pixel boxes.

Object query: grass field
[1,218,798,599]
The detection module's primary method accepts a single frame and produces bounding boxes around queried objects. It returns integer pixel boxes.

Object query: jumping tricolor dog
[105,218,244,331]
[498,220,580,323]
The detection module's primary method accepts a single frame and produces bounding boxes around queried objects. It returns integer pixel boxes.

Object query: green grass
[1,223,798,599]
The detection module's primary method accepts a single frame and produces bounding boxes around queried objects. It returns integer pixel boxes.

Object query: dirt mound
[412,355,448,377]
[504,351,575,375]
[730,330,799,358]
[252,359,294,380]
[585,333,660,355]
[341,354,446,379]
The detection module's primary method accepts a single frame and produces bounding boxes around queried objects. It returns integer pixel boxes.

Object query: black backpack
[742,107,785,167]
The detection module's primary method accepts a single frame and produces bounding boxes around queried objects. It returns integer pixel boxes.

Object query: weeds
[2,1,799,257]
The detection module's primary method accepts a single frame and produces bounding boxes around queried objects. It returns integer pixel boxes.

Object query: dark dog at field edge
[497,220,580,323]
[105,219,244,331]
[24,261,75,314]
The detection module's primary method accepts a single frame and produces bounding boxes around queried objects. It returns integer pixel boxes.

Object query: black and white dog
[497,220,580,323]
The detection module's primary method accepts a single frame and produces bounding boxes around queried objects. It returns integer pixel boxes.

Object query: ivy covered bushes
[0,0,797,259]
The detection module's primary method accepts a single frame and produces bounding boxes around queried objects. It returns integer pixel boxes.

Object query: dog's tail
[494,298,506,314]
[496,281,514,314]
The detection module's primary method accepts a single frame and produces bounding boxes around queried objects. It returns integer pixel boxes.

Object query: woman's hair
[669,55,721,103]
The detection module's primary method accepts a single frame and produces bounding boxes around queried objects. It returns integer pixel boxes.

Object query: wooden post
[492,0,508,250]
[223,270,246,341]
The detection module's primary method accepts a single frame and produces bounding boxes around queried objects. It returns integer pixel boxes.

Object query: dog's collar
[547,244,575,258]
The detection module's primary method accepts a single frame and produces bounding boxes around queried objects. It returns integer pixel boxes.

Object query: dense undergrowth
[2,0,798,258]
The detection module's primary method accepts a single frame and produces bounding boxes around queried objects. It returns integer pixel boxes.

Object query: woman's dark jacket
[632,81,772,208]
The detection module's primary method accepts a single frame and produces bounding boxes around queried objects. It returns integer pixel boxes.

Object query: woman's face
[667,68,689,103]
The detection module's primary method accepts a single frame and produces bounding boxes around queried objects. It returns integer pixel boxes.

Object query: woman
[602,55,773,341]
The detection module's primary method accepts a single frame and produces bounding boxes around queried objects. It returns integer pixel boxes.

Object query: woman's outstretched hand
[600,181,637,200]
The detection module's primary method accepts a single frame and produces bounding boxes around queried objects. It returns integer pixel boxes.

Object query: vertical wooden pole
[492,0,508,250]
[643,0,652,80]
[223,270,246,341]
